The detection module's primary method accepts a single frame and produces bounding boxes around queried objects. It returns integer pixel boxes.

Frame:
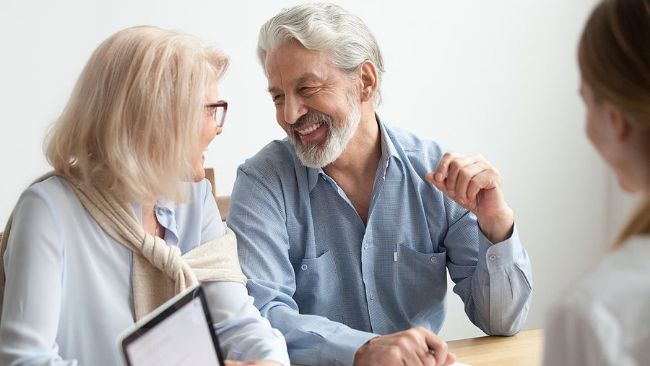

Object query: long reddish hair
[578,0,650,247]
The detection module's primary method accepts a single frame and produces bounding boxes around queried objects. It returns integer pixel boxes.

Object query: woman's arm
[0,187,79,365]
[203,281,289,366]
[197,179,289,365]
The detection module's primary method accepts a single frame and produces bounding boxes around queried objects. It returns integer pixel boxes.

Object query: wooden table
[448,329,543,366]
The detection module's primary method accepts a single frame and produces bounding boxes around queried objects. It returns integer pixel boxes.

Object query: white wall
[1,0,605,340]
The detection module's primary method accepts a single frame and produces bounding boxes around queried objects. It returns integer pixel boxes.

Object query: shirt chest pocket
[395,244,448,320]
[294,250,344,321]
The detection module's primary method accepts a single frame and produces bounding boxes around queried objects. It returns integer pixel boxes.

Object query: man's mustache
[289,112,333,131]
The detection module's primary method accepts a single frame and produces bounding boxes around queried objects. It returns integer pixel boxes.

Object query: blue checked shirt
[229,119,532,366]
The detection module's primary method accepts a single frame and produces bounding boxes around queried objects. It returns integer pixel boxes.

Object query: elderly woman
[543,0,650,365]
[0,26,288,366]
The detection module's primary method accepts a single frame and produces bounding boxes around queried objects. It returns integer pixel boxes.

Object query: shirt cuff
[320,327,377,366]
[478,223,524,272]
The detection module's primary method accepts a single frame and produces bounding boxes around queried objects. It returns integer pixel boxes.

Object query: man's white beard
[288,100,361,169]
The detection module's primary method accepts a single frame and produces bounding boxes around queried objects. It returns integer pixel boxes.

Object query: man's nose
[283,95,308,124]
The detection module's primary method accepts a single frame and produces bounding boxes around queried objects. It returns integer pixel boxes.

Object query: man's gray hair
[258,2,385,104]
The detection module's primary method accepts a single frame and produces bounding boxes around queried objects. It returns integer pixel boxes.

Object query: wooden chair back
[204,168,230,221]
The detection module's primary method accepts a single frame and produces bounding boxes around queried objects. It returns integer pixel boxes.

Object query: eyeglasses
[205,100,228,127]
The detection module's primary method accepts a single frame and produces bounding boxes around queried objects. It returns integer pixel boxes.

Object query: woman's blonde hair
[578,0,650,247]
[45,26,229,203]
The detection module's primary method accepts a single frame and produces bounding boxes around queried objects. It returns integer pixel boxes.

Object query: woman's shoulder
[546,237,650,364]
[549,236,650,329]
[181,179,212,205]
[18,175,77,210]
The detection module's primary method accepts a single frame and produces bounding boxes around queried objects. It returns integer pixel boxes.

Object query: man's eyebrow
[295,73,325,87]
[267,73,324,94]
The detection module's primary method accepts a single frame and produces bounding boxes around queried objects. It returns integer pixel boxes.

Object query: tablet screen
[121,286,224,366]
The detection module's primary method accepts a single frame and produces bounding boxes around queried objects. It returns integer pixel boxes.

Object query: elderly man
[228,3,532,366]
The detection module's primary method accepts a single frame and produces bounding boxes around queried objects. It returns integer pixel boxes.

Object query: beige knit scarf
[0,172,246,320]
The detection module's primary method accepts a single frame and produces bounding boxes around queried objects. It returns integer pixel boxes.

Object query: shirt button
[369,294,375,301]
[364,244,369,250]
[301,264,308,271]
[489,254,497,261]
[430,256,436,262]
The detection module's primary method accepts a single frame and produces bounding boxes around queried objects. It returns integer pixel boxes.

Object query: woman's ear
[358,60,378,103]
[606,103,630,140]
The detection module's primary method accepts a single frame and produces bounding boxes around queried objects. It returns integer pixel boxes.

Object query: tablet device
[118,285,225,366]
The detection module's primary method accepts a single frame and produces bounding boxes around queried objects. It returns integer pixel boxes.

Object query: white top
[0,176,289,366]
[543,235,650,366]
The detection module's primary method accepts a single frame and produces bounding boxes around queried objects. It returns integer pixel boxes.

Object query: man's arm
[427,153,533,335]
[228,165,376,366]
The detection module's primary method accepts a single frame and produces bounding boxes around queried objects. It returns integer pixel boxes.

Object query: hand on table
[426,152,514,243]
[354,327,456,366]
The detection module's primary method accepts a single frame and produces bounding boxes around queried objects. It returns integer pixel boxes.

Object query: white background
[0,0,638,340]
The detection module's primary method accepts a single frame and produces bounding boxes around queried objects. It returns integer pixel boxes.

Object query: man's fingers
[433,152,462,184]
[411,327,449,366]
[433,153,453,180]
[409,328,437,366]
[467,168,500,202]
[224,361,245,366]
[453,162,487,205]
[444,351,457,366]
[443,155,478,197]
[421,329,449,366]
[399,330,427,366]
[426,172,449,196]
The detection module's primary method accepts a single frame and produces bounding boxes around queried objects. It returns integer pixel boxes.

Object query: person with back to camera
[228,3,534,366]
[543,0,650,365]
[0,26,289,366]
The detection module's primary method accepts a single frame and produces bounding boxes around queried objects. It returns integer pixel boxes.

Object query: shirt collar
[377,115,401,163]
[130,198,180,245]
[306,114,400,192]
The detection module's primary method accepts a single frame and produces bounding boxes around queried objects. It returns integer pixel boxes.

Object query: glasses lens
[214,107,225,126]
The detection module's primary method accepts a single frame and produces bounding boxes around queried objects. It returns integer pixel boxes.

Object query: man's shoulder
[239,138,298,175]
[383,122,444,156]
[382,122,446,170]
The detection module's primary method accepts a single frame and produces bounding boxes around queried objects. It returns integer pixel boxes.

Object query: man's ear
[606,103,630,140]
[358,60,378,103]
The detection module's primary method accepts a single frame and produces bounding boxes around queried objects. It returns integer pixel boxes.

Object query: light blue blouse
[0,176,289,366]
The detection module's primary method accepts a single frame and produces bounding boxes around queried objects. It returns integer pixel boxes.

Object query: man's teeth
[297,122,322,135]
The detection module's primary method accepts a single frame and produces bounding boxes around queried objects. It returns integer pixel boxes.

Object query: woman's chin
[617,174,642,194]
[192,166,206,182]
[193,173,205,182]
